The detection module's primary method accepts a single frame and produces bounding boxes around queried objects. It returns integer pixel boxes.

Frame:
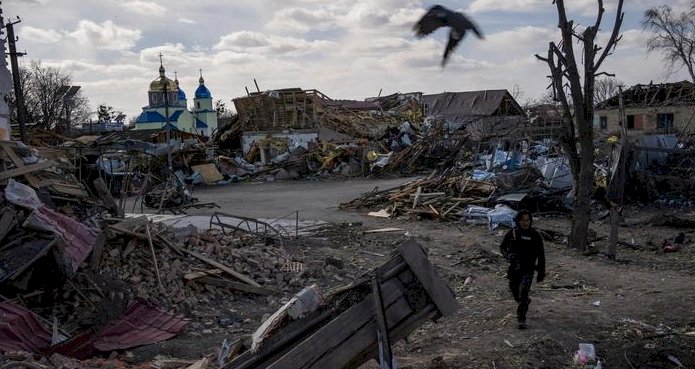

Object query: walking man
[500,209,545,329]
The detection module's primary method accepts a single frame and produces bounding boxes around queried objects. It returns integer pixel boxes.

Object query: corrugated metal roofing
[93,299,188,351]
[0,302,52,353]
[25,206,98,275]
[48,330,97,360]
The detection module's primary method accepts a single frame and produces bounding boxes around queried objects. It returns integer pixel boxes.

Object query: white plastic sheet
[464,204,517,229]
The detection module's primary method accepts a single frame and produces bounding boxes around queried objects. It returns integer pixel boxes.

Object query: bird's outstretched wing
[413,4,484,67]
[413,5,449,37]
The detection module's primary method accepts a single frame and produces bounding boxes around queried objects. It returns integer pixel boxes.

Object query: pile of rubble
[99,219,316,316]
[341,166,544,222]
[0,139,326,355]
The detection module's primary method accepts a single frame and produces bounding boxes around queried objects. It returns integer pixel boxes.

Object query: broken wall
[596,105,695,135]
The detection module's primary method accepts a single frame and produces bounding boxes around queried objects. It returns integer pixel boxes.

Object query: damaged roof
[422,90,524,123]
[0,302,53,353]
[326,99,380,111]
[596,81,695,109]
[92,299,188,351]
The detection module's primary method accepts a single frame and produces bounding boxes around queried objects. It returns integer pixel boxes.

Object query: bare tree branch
[595,0,624,71]
[642,4,695,82]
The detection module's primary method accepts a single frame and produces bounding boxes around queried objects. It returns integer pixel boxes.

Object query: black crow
[413,5,483,66]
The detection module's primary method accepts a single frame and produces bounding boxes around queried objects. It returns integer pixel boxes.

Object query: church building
[133,58,218,137]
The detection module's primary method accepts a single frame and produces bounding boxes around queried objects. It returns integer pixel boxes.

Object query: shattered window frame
[626,115,635,130]
[656,113,674,130]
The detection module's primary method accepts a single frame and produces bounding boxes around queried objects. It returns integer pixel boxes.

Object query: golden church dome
[149,77,177,92]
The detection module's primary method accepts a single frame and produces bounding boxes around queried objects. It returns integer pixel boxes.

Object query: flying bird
[413,5,483,67]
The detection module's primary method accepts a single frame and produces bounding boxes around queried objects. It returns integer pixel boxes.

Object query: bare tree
[8,60,90,131]
[594,76,622,105]
[511,83,532,108]
[643,4,695,82]
[535,0,624,250]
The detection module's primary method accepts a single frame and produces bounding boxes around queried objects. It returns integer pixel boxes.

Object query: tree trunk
[569,154,594,250]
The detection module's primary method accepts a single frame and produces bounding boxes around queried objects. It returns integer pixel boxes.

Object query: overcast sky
[3,0,693,120]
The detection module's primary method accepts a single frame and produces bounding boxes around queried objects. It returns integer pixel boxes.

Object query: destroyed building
[595,81,695,135]
[231,88,421,152]
[421,89,525,140]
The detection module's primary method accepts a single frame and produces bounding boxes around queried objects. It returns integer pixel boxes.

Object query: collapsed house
[595,81,695,135]
[231,88,420,153]
[421,89,526,140]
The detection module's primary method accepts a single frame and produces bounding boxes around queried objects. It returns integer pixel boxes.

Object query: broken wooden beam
[0,160,54,181]
[194,276,280,296]
[163,239,262,288]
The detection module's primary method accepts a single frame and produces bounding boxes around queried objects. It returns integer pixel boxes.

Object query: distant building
[81,121,125,133]
[422,90,525,140]
[595,81,695,135]
[133,59,217,136]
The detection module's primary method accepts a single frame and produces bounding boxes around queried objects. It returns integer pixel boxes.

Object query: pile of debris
[340,170,497,221]
[99,217,316,319]
[0,139,314,356]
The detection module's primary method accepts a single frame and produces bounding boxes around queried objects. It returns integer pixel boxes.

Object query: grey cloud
[68,20,142,50]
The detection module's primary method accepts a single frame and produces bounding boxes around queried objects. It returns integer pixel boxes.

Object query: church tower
[192,70,218,136]
[148,58,177,108]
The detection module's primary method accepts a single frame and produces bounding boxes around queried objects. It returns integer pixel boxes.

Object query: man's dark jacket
[500,227,545,278]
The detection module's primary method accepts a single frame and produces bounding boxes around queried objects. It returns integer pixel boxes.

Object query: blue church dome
[194,72,211,99]
[178,88,186,100]
[195,84,211,99]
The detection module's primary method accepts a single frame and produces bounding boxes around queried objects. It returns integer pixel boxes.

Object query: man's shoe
[518,320,527,329]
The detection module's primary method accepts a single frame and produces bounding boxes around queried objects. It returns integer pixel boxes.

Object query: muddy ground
[129,179,695,368]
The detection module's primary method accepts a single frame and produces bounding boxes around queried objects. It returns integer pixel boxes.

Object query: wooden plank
[184,269,223,280]
[371,275,395,369]
[343,305,437,369]
[2,145,23,166]
[0,207,18,243]
[0,160,54,181]
[50,183,89,198]
[90,233,106,269]
[0,144,44,188]
[398,239,459,316]
[363,227,403,234]
[408,192,446,197]
[307,295,414,369]
[94,177,121,216]
[195,276,280,296]
[265,278,407,369]
[412,186,422,209]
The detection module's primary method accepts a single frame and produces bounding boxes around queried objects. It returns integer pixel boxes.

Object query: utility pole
[5,18,27,142]
[159,53,172,170]
[607,86,629,260]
